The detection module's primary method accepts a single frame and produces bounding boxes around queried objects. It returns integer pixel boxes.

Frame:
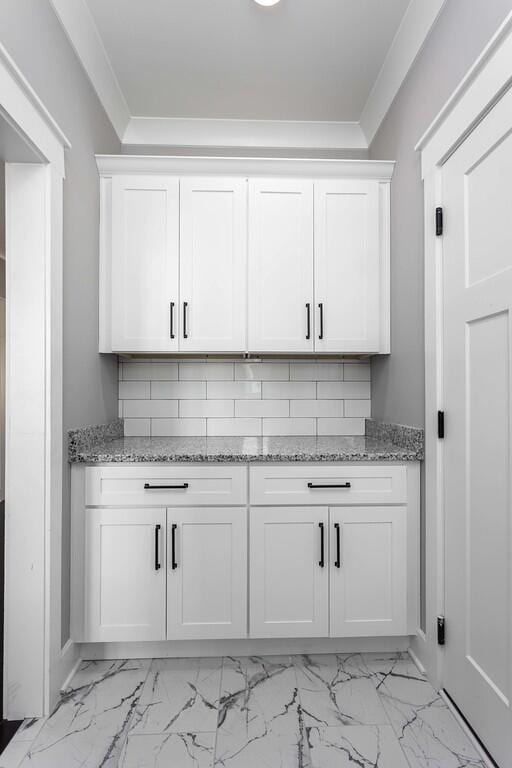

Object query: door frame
[416,11,512,686]
[1,42,72,717]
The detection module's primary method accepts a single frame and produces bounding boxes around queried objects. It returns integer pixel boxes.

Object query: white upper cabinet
[314,181,382,353]
[110,176,179,353]
[180,178,247,352]
[248,179,314,353]
[98,158,392,354]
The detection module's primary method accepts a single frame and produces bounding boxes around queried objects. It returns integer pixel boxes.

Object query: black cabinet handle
[170,302,175,339]
[318,522,325,568]
[171,523,178,570]
[144,483,189,490]
[334,523,341,569]
[306,303,311,340]
[308,482,351,489]
[154,524,161,571]
[318,303,324,340]
[183,302,188,339]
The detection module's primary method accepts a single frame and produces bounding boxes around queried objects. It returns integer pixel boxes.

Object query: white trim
[416,11,512,174]
[96,154,395,180]
[360,0,447,145]
[419,13,512,687]
[49,0,130,139]
[123,117,367,150]
[2,49,69,718]
[0,43,70,177]
[79,636,411,661]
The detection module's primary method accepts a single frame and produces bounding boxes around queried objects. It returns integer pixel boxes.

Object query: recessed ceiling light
[254,0,281,6]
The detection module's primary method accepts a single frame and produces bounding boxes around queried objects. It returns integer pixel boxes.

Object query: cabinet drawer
[86,465,247,507]
[250,465,406,505]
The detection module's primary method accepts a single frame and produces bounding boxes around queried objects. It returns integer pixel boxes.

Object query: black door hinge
[437,410,445,439]
[437,615,445,646]
[436,207,443,236]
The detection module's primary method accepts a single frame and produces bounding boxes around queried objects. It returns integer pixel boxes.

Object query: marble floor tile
[363,654,485,768]
[130,657,223,735]
[307,725,410,768]
[120,732,215,768]
[293,653,388,727]
[11,720,47,744]
[0,739,31,768]
[214,729,310,768]
[18,659,150,768]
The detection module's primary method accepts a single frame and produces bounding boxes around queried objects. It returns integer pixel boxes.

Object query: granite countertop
[69,433,423,464]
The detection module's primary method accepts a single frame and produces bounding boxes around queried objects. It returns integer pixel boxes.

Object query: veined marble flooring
[0,653,487,768]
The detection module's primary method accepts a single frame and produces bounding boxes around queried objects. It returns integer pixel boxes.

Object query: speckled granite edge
[68,418,123,462]
[365,418,424,459]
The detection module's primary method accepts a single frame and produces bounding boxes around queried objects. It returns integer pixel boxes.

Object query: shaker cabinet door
[180,178,247,352]
[111,176,179,352]
[248,179,314,353]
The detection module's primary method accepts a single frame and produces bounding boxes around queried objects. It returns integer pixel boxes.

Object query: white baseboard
[407,645,427,675]
[79,636,410,660]
[52,639,80,701]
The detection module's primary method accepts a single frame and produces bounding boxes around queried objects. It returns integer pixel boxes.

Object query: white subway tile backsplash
[151,418,206,437]
[290,400,344,418]
[344,399,372,417]
[235,400,289,418]
[179,400,234,418]
[119,381,151,400]
[317,417,366,436]
[263,418,316,436]
[235,362,289,381]
[118,358,371,437]
[123,362,178,381]
[262,381,316,399]
[289,363,342,381]
[179,362,234,380]
[152,381,206,399]
[124,418,151,437]
[207,381,261,399]
[344,362,371,381]
[124,399,178,418]
[317,381,371,400]
[207,418,261,436]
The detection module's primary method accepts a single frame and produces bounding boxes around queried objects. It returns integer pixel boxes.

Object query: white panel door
[330,507,407,637]
[180,178,247,352]
[443,87,512,766]
[250,507,328,638]
[84,508,166,642]
[315,181,380,353]
[248,179,314,352]
[111,175,179,352]
[167,508,247,639]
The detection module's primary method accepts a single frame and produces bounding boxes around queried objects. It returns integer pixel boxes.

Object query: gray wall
[369,0,512,428]
[0,0,121,643]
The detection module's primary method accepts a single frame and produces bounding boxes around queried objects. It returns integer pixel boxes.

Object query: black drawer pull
[308,482,351,489]
[169,301,175,339]
[144,483,189,490]
[318,522,325,568]
[183,301,188,339]
[318,302,324,340]
[334,523,341,569]
[306,303,311,340]
[154,524,161,571]
[171,523,178,570]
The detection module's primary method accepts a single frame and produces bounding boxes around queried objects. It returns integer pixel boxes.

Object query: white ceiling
[50,0,447,148]
[85,0,410,122]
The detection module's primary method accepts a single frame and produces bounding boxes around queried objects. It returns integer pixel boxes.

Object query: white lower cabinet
[167,507,247,640]
[84,508,167,642]
[329,507,407,637]
[250,507,329,638]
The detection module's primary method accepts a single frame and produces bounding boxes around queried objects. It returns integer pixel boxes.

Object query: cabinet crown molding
[96,154,395,181]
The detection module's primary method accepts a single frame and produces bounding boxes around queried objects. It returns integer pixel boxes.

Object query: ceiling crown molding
[50,0,448,151]
[49,0,130,139]
[123,117,367,150]
[360,0,448,145]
